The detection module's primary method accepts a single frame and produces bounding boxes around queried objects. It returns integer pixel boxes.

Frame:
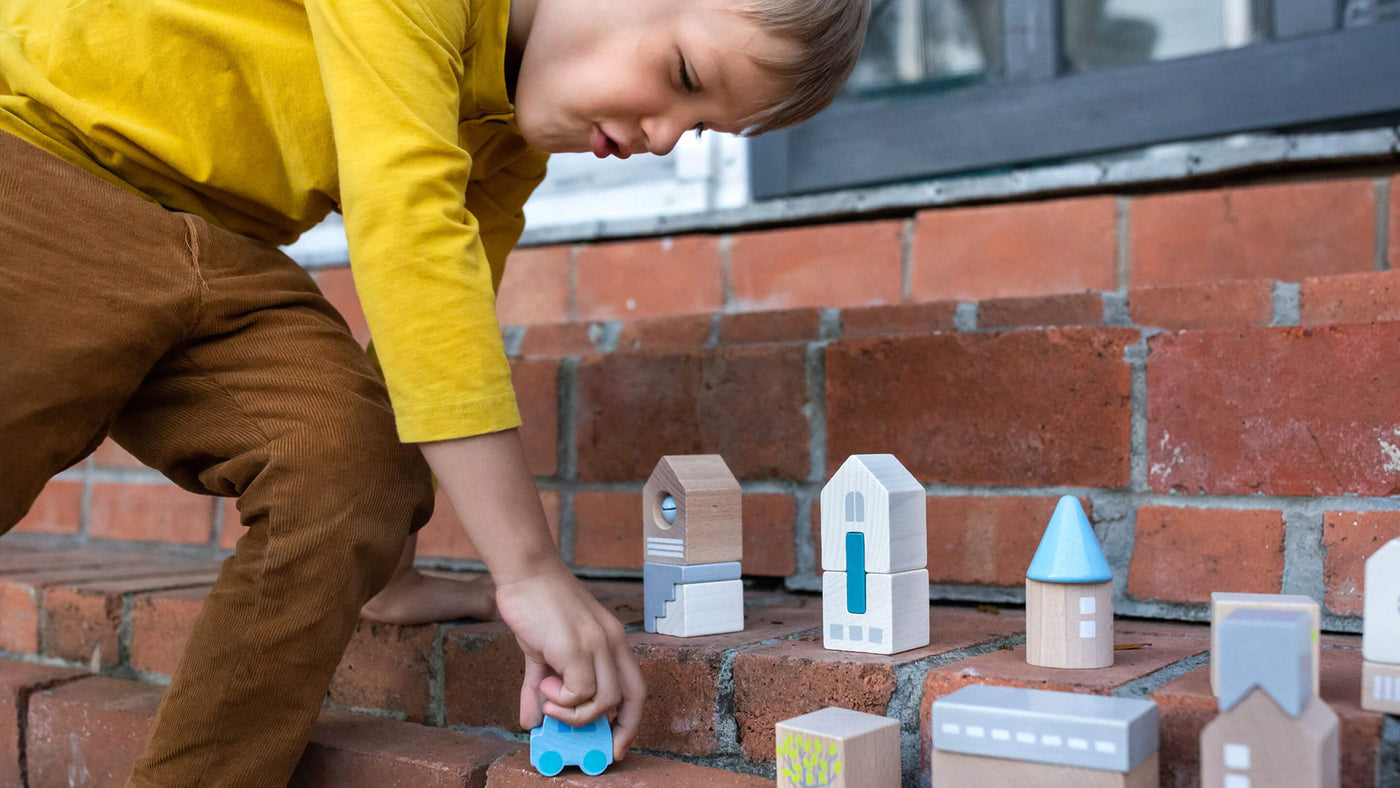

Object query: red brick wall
[20,173,1399,627]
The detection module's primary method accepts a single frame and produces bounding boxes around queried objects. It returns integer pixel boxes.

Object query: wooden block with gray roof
[930,685,1159,787]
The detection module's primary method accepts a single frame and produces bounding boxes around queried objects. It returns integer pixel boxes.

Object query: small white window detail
[844,491,865,522]
[1080,620,1097,638]
[1016,732,1035,744]
[1041,735,1063,747]
[940,723,960,735]
[965,726,985,738]
[1080,596,1096,615]
[991,729,1010,741]
[1224,776,1251,788]
[1224,743,1251,770]
[1068,738,1089,750]
[1094,741,1117,754]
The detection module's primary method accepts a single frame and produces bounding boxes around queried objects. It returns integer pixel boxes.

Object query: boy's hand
[496,565,645,760]
[418,430,645,760]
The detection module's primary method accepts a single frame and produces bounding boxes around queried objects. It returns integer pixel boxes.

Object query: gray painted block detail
[1218,607,1313,717]
[931,685,1158,773]
[642,561,742,632]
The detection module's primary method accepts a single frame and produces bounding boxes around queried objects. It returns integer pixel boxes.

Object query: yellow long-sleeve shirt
[0,0,547,442]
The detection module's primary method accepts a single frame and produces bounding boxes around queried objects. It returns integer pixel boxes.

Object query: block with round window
[641,455,742,566]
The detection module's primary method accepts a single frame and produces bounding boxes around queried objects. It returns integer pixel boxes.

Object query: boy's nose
[640,119,684,157]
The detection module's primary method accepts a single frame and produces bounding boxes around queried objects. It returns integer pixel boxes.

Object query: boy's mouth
[591,125,630,159]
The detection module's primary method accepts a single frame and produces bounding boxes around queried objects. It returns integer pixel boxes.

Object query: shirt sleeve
[460,123,551,292]
[305,0,519,443]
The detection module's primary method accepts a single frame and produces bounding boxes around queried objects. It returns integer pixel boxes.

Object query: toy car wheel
[537,751,564,777]
[582,749,609,776]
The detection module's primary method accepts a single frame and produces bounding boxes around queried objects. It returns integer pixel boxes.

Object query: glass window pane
[1062,0,1266,72]
[847,0,1003,93]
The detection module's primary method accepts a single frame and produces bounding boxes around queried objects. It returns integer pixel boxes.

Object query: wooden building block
[776,707,899,788]
[819,454,925,574]
[642,561,741,633]
[1210,593,1320,696]
[1026,579,1113,669]
[932,750,1159,788]
[1200,690,1339,788]
[1024,496,1114,669]
[642,455,741,565]
[931,685,1158,775]
[1216,609,1311,717]
[823,568,929,655]
[653,579,743,637]
[1363,538,1400,664]
[1361,659,1400,715]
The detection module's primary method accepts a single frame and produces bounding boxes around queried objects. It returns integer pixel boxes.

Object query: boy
[0,0,868,784]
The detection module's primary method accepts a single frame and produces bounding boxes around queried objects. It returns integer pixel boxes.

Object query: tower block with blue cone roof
[1025,496,1114,669]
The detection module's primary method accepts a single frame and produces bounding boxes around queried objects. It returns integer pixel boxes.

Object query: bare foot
[361,567,498,625]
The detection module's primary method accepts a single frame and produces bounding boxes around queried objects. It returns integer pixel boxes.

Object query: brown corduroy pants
[0,131,436,786]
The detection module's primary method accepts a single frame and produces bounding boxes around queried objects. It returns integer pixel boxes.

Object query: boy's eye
[677,54,696,94]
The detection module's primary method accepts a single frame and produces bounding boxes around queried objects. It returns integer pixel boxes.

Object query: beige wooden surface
[1200,689,1339,788]
[642,455,742,565]
[1026,579,1113,669]
[931,749,1158,788]
[777,707,900,788]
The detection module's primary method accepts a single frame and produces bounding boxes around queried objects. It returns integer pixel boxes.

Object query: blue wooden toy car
[529,715,613,776]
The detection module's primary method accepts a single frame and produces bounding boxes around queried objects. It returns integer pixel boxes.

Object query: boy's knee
[250,426,433,546]
[308,439,432,591]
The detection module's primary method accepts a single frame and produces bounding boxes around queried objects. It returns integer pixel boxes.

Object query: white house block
[654,579,744,638]
[1363,538,1400,664]
[823,569,929,655]
[820,454,926,575]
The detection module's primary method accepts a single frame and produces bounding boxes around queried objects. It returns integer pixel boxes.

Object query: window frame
[750,0,1400,199]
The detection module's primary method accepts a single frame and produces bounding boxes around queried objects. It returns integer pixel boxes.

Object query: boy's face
[512,0,796,158]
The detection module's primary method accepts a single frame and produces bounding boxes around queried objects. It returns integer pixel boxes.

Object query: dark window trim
[751,13,1400,199]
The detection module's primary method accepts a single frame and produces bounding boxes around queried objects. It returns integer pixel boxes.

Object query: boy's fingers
[518,659,549,730]
[548,649,621,726]
[538,674,565,700]
[590,650,622,716]
[549,645,599,708]
[611,642,646,760]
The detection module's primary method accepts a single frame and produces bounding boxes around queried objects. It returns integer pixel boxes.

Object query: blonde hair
[737,0,871,136]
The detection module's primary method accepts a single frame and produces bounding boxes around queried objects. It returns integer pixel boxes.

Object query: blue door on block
[846,532,866,614]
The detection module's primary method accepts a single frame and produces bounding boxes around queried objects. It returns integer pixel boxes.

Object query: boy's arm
[419,431,645,759]
[304,0,642,755]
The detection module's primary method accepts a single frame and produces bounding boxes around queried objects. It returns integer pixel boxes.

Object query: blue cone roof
[1025,496,1113,583]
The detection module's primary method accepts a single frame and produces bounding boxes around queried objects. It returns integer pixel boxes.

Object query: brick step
[1,662,762,787]
[0,544,1393,786]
